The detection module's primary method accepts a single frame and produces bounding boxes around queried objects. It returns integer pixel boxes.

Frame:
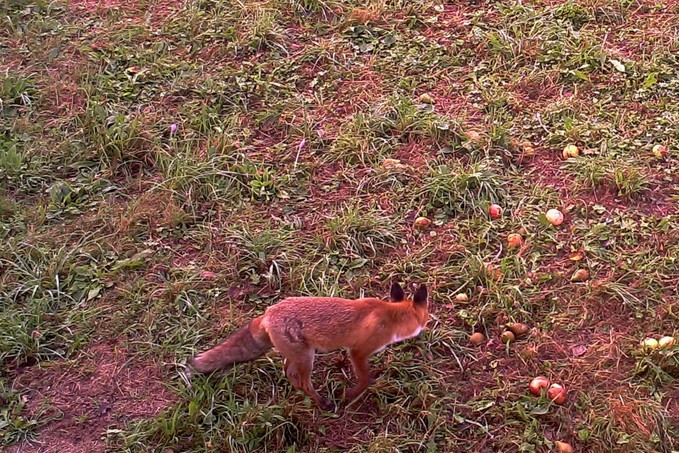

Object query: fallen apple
[507,233,523,248]
[500,330,516,344]
[521,141,536,157]
[529,376,550,396]
[469,332,486,346]
[486,264,503,281]
[489,204,502,219]
[555,441,574,453]
[652,144,668,158]
[506,322,529,337]
[418,93,436,104]
[569,250,585,261]
[641,337,659,352]
[466,130,483,142]
[545,208,564,226]
[382,158,407,171]
[455,293,469,303]
[562,144,580,159]
[414,216,432,229]
[658,336,675,349]
[547,383,567,404]
[570,269,590,282]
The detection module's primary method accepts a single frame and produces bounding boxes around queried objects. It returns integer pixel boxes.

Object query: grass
[1,0,678,451]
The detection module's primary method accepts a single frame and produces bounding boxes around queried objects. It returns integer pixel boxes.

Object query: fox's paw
[344,387,367,403]
[180,365,194,388]
[187,355,214,374]
[318,396,334,412]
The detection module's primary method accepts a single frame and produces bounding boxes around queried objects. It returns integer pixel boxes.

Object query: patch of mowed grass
[74,100,155,171]
[111,274,232,357]
[420,159,507,217]
[0,239,119,363]
[159,148,291,204]
[0,374,60,446]
[567,379,677,452]
[325,202,399,258]
[1,0,66,43]
[561,154,651,199]
[323,95,463,166]
[174,0,285,51]
[227,222,298,289]
[108,364,306,452]
[0,74,36,114]
[476,1,634,82]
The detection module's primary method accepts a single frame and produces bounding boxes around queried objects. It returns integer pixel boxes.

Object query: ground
[1,0,678,452]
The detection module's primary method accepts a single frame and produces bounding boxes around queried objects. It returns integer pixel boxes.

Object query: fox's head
[390,281,429,326]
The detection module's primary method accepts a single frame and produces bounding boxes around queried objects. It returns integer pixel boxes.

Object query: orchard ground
[1,0,678,452]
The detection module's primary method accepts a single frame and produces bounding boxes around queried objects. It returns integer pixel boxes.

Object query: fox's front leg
[345,350,372,402]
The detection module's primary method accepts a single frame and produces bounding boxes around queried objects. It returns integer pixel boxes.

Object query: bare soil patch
[8,343,175,453]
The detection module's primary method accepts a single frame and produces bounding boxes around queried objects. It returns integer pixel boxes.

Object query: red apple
[555,441,574,453]
[652,144,668,158]
[507,233,523,248]
[529,376,550,396]
[469,332,486,346]
[489,204,502,219]
[414,216,432,229]
[547,383,567,404]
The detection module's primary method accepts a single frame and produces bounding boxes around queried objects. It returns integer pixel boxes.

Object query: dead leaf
[569,251,585,261]
[571,344,587,357]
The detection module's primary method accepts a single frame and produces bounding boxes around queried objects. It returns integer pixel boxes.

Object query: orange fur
[189,282,429,410]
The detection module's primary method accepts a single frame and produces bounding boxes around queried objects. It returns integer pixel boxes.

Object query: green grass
[1,0,678,451]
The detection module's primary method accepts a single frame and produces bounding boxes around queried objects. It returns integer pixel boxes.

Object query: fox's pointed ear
[390,281,405,302]
[413,284,428,306]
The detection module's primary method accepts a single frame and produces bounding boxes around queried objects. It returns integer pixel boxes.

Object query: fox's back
[264,296,385,329]
[261,296,424,353]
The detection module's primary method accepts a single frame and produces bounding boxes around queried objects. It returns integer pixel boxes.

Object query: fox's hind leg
[268,324,334,411]
[280,349,333,411]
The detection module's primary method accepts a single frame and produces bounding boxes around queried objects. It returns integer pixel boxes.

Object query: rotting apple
[546,209,564,226]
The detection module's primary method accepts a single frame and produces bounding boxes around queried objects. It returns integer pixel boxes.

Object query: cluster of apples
[415,204,565,230]
[641,335,676,352]
[500,322,529,344]
[488,203,564,227]
[414,141,669,231]
[468,322,532,347]
[529,376,567,405]
[528,378,573,450]
[562,143,669,160]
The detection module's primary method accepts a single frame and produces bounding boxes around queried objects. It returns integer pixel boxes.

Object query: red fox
[189,282,429,410]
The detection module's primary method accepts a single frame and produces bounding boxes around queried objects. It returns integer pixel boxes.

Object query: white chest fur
[372,326,423,355]
[390,326,423,344]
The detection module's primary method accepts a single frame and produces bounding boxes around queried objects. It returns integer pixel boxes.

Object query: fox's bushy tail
[189,316,272,374]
